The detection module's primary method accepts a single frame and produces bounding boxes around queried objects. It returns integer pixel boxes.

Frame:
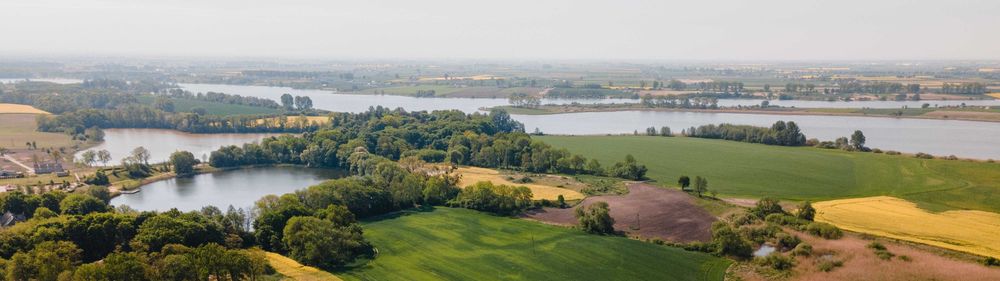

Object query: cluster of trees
[644,126,672,136]
[279,94,314,111]
[450,181,532,215]
[165,89,283,109]
[507,93,542,108]
[575,202,615,234]
[639,95,719,109]
[811,130,867,151]
[207,108,645,180]
[835,80,906,94]
[686,121,807,146]
[0,191,275,280]
[35,105,323,134]
[941,82,988,95]
[545,88,634,99]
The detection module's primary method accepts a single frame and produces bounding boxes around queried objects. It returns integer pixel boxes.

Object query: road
[2,154,34,175]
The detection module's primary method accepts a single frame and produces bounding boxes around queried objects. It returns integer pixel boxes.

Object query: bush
[750,198,784,218]
[740,225,782,244]
[867,242,894,260]
[775,233,801,250]
[755,253,795,270]
[575,201,615,235]
[712,222,753,258]
[946,155,959,160]
[872,148,883,153]
[791,243,812,256]
[982,256,1000,267]
[899,255,912,262]
[915,152,934,159]
[817,259,843,272]
[885,150,901,155]
[765,213,808,227]
[805,222,843,239]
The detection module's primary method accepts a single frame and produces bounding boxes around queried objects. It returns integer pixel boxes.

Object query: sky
[0,0,998,61]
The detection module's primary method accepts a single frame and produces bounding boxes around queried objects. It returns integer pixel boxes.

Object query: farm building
[33,162,64,174]
[0,169,23,179]
[1,211,26,228]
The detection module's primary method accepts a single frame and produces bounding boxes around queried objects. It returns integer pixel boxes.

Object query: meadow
[339,207,730,281]
[136,96,282,115]
[538,135,1000,213]
[453,166,585,200]
[814,196,1000,259]
[266,252,344,281]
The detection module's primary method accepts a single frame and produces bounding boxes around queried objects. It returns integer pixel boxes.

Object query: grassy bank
[538,135,1000,213]
[339,207,729,281]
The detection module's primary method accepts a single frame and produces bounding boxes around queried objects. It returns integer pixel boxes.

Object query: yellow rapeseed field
[814,196,1000,258]
[265,252,343,281]
[454,166,585,201]
[0,103,50,114]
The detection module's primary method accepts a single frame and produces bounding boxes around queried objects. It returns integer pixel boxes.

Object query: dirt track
[524,183,716,242]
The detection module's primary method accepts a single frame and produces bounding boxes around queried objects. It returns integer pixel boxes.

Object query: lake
[110,166,344,211]
[176,83,1000,159]
[517,111,1000,160]
[76,129,278,164]
[179,83,639,113]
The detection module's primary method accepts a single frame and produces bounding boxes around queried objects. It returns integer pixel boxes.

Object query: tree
[170,150,198,175]
[609,155,647,180]
[557,194,567,208]
[575,201,615,234]
[750,197,784,218]
[850,130,866,151]
[97,149,112,166]
[282,216,368,270]
[712,222,752,258]
[678,176,691,191]
[131,146,151,165]
[153,96,175,112]
[80,150,97,166]
[87,186,112,203]
[280,94,294,110]
[60,194,109,215]
[797,201,816,221]
[694,176,708,197]
[294,96,313,110]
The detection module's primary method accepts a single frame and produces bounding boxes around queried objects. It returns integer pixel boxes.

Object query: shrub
[915,152,934,159]
[946,155,959,160]
[712,222,753,258]
[899,255,912,262]
[817,259,843,272]
[755,253,795,270]
[740,225,781,244]
[805,222,843,239]
[575,201,615,235]
[775,233,801,250]
[983,256,1000,267]
[750,198,784,218]
[872,148,883,153]
[791,243,812,256]
[867,242,894,260]
[885,150,901,155]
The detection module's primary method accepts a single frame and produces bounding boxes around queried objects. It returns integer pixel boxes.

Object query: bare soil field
[738,229,1000,281]
[524,183,716,242]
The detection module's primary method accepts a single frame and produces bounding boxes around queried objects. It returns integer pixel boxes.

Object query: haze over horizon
[1,0,998,61]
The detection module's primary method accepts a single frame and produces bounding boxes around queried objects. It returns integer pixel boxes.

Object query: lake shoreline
[108,164,314,199]
[498,105,1000,123]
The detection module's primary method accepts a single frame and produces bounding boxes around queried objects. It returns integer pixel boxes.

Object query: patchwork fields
[538,135,1000,213]
[340,207,730,281]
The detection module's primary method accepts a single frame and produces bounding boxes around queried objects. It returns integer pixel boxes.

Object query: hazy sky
[1,0,998,60]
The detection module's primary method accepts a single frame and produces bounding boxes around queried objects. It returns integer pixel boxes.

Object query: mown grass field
[453,166,585,200]
[0,114,75,149]
[136,96,282,115]
[339,207,729,281]
[814,196,1000,258]
[538,135,1000,213]
[266,252,344,281]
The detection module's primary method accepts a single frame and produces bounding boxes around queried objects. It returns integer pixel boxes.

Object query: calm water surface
[518,111,1000,159]
[111,166,344,211]
[76,129,278,164]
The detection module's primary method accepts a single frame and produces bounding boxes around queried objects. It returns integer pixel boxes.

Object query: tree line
[36,105,324,134]
[685,121,807,146]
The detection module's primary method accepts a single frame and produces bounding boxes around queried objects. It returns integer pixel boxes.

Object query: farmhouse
[33,162,64,174]
[1,211,26,228]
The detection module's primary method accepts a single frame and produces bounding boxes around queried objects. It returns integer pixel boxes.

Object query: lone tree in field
[678,176,691,191]
[170,150,199,175]
[796,201,816,221]
[575,201,615,235]
[850,130,866,151]
[694,176,708,197]
[97,149,112,166]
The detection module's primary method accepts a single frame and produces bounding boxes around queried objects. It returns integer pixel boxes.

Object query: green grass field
[136,96,281,116]
[538,135,1000,213]
[339,207,729,281]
